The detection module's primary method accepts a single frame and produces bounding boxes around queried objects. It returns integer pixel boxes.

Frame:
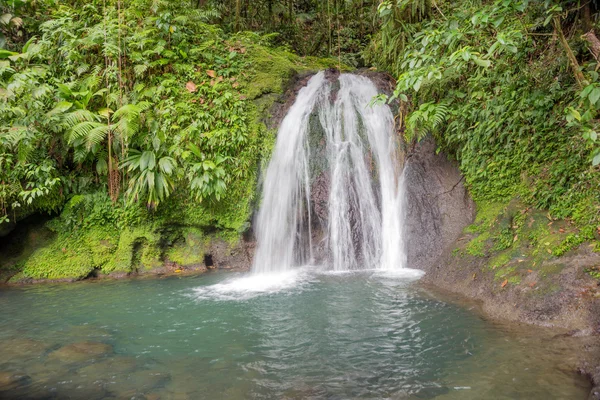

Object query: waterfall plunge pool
[0,270,590,399]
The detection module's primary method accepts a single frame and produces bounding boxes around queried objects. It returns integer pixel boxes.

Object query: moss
[494,265,517,281]
[466,231,491,257]
[488,251,512,270]
[103,226,162,273]
[585,266,600,280]
[465,201,507,234]
[19,225,118,280]
[538,263,565,279]
[242,44,341,100]
[165,228,207,267]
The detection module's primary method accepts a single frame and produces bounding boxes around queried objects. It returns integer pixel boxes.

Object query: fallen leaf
[185,81,197,93]
[527,269,533,273]
[513,234,518,242]
[207,70,216,78]
[472,273,477,280]
[232,82,239,88]
[501,279,508,288]
[559,228,565,233]
[547,248,552,254]
[529,282,536,288]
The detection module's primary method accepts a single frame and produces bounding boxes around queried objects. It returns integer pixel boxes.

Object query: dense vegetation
[1,0,599,281]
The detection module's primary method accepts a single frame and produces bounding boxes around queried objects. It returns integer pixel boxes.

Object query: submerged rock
[77,356,138,379]
[48,341,113,364]
[0,371,30,391]
[106,369,170,395]
[0,338,49,363]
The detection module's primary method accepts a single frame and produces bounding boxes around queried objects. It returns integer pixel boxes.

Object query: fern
[406,100,451,142]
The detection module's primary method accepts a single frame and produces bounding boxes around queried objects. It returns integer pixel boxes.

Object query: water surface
[0,270,589,399]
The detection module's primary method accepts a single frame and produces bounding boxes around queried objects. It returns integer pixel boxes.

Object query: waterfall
[252,72,407,274]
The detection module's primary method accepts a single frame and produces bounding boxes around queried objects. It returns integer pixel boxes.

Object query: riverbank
[403,139,600,399]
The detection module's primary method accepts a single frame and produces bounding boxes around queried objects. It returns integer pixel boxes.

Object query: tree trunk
[582,3,592,32]
[235,0,241,30]
[553,16,585,88]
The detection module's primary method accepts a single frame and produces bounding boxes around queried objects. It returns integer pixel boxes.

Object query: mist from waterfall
[252,72,409,274]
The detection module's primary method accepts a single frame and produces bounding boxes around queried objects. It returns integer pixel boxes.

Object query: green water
[0,269,590,399]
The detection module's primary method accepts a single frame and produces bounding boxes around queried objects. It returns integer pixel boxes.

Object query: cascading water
[253,72,408,274]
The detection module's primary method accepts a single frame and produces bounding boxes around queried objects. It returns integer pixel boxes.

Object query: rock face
[403,139,476,270]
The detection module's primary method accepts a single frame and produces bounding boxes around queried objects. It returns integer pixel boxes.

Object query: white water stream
[253,72,416,275]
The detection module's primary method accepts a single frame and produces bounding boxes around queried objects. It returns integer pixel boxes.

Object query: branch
[553,16,585,88]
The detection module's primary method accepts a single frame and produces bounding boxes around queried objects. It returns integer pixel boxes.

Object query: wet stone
[0,338,49,363]
[106,369,170,395]
[77,356,138,380]
[0,371,30,391]
[48,341,113,364]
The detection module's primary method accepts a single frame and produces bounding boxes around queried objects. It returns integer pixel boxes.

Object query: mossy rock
[165,228,207,267]
[18,226,118,281]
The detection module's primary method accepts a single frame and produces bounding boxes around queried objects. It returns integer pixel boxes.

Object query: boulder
[403,138,476,271]
[48,341,113,364]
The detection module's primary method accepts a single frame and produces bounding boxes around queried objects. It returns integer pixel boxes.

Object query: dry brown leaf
[529,282,536,288]
[501,279,508,288]
[185,81,197,93]
[207,70,217,78]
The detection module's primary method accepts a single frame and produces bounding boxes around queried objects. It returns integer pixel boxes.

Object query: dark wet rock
[25,360,71,385]
[403,138,476,271]
[48,341,113,364]
[205,238,255,270]
[0,371,30,391]
[311,172,330,224]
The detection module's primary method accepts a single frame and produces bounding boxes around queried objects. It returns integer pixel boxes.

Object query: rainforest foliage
[1,0,600,279]
[366,0,600,230]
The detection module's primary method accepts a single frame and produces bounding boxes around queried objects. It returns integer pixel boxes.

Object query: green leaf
[140,151,156,171]
[47,101,73,117]
[0,49,18,59]
[589,88,600,106]
[473,57,491,68]
[593,152,600,166]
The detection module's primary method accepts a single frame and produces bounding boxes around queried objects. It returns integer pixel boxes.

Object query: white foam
[372,268,425,280]
[317,267,425,280]
[191,269,309,301]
